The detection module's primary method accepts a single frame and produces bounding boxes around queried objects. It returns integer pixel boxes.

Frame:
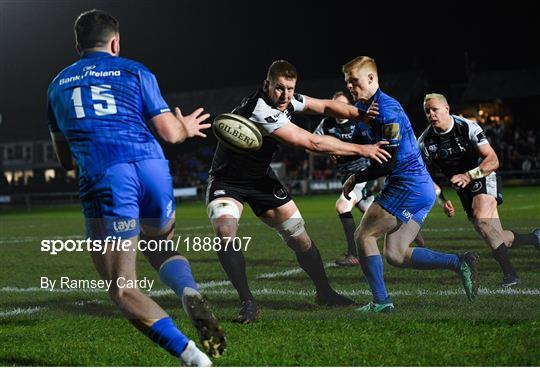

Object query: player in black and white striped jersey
[206,60,390,323]
[419,93,540,287]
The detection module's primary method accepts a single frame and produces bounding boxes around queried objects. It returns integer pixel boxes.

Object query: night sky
[0,0,538,140]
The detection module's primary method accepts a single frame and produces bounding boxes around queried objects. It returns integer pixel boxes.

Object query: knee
[109,283,139,305]
[384,248,406,267]
[288,234,311,252]
[354,227,367,246]
[213,218,238,238]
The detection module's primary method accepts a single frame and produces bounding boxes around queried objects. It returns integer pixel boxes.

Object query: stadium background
[0,1,539,366]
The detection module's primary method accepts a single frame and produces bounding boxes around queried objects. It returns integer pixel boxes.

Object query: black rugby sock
[338,212,358,257]
[492,243,517,277]
[295,242,332,295]
[216,243,254,302]
[511,230,539,247]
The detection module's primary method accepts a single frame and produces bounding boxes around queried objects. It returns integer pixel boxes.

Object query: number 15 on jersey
[71,84,117,118]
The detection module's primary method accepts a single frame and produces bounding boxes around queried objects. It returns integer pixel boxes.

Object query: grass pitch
[0,186,539,366]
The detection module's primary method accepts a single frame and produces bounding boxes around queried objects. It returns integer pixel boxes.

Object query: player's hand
[175,107,211,138]
[358,141,391,164]
[450,173,471,188]
[363,102,379,123]
[342,174,356,200]
[443,200,455,217]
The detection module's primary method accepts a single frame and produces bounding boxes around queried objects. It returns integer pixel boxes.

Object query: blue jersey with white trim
[47,52,170,185]
[354,89,429,181]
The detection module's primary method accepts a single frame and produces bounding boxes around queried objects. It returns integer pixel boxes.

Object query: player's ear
[263,80,269,93]
[110,34,120,56]
[368,73,374,84]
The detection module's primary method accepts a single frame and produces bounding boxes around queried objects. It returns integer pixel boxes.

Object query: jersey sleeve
[249,98,290,136]
[47,100,60,133]
[467,121,489,146]
[380,112,402,148]
[290,93,307,112]
[139,68,171,120]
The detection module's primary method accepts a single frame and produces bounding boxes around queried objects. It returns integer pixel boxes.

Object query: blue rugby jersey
[47,52,170,185]
[354,89,428,181]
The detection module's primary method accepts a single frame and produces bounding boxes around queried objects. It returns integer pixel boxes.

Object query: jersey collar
[433,116,455,135]
[355,88,382,111]
[81,51,113,59]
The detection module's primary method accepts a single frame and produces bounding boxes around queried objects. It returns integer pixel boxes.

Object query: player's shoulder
[377,90,405,122]
[112,56,152,74]
[452,114,479,128]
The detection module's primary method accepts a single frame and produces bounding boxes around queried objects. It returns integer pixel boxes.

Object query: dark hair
[74,9,119,50]
[332,91,352,103]
[267,60,298,82]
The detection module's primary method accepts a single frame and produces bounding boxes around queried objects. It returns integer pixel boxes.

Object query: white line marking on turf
[0,306,45,317]
[2,286,539,297]
[257,262,336,279]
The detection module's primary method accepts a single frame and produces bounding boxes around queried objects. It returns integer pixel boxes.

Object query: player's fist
[443,200,455,217]
[450,173,471,188]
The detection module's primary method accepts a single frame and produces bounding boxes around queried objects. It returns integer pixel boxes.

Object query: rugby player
[206,60,390,323]
[419,93,540,287]
[47,9,223,366]
[341,56,479,313]
[314,92,425,267]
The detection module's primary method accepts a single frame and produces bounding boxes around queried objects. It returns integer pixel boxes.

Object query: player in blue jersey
[340,56,479,313]
[47,10,223,366]
[314,92,425,267]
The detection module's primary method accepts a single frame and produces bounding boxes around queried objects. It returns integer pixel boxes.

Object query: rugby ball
[213,113,263,152]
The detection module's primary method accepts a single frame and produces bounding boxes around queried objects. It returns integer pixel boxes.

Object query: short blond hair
[342,56,378,75]
[424,93,448,105]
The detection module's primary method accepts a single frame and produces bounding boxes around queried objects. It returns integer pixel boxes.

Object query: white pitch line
[0,306,45,317]
[257,262,336,279]
[2,285,539,297]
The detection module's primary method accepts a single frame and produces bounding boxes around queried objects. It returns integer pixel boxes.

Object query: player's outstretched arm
[149,108,210,144]
[272,122,390,162]
[50,131,75,171]
[302,96,378,121]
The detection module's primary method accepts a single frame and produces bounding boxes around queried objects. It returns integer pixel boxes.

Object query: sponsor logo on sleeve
[382,123,400,141]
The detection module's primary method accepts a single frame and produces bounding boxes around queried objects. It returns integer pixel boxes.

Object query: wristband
[467,167,485,180]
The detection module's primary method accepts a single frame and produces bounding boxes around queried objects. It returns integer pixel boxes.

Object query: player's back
[47,52,168,181]
[361,89,428,182]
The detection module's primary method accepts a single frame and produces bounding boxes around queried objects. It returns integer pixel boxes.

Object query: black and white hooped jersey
[314,117,372,178]
[418,115,490,178]
[209,88,306,181]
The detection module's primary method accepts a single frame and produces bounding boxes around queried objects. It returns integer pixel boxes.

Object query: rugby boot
[182,288,226,357]
[458,252,479,301]
[237,299,261,324]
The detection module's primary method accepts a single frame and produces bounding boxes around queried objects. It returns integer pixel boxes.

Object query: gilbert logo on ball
[213,113,263,152]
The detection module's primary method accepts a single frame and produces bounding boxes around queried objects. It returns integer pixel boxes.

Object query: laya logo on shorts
[401,209,412,219]
[214,190,226,196]
[113,219,137,233]
[273,185,288,200]
[471,181,483,193]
